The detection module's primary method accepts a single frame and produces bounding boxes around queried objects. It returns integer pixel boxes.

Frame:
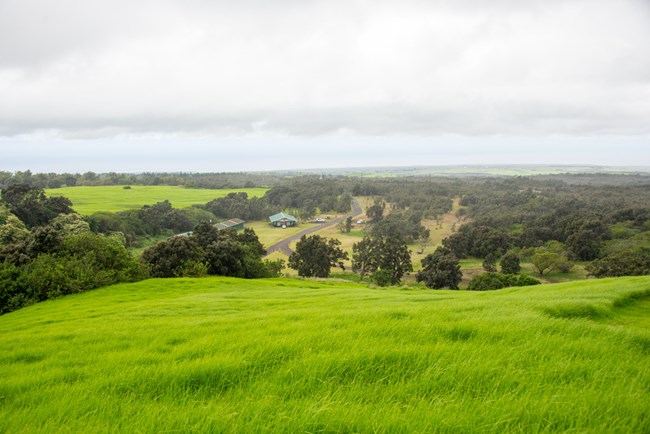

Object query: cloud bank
[1,0,649,141]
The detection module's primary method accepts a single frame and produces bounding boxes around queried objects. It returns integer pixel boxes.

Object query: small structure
[269,212,297,228]
[214,218,246,231]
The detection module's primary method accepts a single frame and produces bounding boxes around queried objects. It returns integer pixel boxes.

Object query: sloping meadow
[1,276,649,432]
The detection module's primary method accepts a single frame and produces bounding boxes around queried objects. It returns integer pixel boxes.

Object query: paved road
[264,198,363,256]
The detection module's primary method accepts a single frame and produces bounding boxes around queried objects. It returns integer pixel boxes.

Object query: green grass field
[44,186,269,214]
[246,221,321,250]
[1,276,649,432]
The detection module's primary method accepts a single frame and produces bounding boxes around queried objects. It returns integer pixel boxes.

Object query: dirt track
[264,198,363,256]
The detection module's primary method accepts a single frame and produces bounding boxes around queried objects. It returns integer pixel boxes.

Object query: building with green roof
[269,212,297,228]
[214,218,246,231]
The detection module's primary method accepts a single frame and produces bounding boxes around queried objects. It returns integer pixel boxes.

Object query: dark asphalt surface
[264,198,363,256]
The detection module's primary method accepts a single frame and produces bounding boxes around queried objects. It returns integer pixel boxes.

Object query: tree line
[0,170,283,190]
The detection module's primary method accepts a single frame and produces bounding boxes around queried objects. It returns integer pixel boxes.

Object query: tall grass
[1,276,649,432]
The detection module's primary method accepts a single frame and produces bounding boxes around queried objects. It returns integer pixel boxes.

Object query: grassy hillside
[44,185,269,214]
[1,277,649,433]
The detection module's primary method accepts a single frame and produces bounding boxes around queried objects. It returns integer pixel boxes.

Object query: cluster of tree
[439,177,650,279]
[442,214,612,265]
[0,201,144,314]
[288,232,413,287]
[362,197,431,260]
[585,249,650,277]
[142,223,283,279]
[87,200,213,246]
[443,224,511,259]
[367,208,430,243]
[264,177,352,217]
[228,171,644,285]
[0,184,287,315]
[467,273,540,291]
[1,184,75,228]
[284,175,649,286]
[0,170,284,189]
[482,250,522,274]
[199,178,354,222]
[351,177,455,218]
[203,192,275,221]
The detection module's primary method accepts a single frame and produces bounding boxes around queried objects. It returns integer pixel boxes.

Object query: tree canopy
[416,247,462,290]
[288,235,348,278]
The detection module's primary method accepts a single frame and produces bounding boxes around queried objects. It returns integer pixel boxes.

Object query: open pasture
[1,276,649,432]
[44,185,269,214]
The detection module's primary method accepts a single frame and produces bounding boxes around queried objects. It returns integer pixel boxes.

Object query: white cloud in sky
[0,0,649,171]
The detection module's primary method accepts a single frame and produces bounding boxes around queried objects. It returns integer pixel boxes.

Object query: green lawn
[246,221,321,250]
[1,276,649,432]
[44,186,269,214]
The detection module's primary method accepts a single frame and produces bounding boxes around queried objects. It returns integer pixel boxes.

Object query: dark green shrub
[371,269,392,287]
[467,272,541,291]
[586,250,650,277]
[500,250,521,274]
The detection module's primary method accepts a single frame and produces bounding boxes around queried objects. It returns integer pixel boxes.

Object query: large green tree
[352,235,412,285]
[416,246,462,289]
[366,197,385,222]
[1,184,73,228]
[351,236,378,280]
[566,229,603,261]
[500,250,521,274]
[531,251,562,276]
[288,235,348,278]
[375,235,413,285]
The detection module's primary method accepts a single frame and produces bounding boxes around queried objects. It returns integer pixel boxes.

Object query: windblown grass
[1,276,649,432]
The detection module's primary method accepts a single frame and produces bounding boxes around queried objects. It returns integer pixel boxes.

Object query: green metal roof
[214,218,246,230]
[269,212,297,223]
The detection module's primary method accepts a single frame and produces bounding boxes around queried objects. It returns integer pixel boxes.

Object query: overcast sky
[1,0,649,173]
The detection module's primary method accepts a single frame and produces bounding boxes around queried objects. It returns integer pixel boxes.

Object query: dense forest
[1,170,649,314]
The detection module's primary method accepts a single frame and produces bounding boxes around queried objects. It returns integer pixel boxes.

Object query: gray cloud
[0,0,649,141]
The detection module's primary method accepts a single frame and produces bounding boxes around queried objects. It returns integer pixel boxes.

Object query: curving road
[264,198,363,256]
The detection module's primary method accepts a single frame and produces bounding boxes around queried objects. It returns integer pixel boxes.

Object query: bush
[482,254,497,272]
[0,262,28,314]
[555,260,574,273]
[467,272,541,291]
[371,269,392,287]
[500,250,521,274]
[586,250,650,277]
[261,259,285,278]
